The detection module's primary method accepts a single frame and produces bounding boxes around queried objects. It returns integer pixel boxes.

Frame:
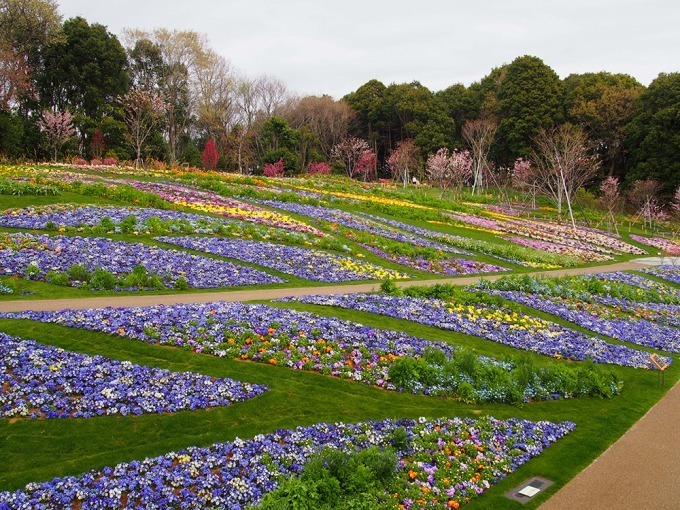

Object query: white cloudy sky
[56,0,678,99]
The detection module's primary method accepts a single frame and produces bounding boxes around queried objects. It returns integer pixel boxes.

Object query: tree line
[1,1,678,203]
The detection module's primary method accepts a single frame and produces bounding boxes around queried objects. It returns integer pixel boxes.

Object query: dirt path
[0,260,650,312]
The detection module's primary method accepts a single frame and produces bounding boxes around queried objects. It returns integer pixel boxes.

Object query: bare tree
[122,88,167,169]
[255,74,289,118]
[462,117,497,194]
[531,124,600,230]
[387,139,420,188]
[285,95,353,160]
[194,49,235,147]
[627,179,667,229]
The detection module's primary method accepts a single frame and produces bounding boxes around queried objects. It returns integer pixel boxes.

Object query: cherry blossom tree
[122,88,167,169]
[387,139,420,188]
[331,136,370,178]
[90,129,105,160]
[426,148,472,197]
[353,149,377,181]
[201,138,219,170]
[628,179,667,230]
[38,109,75,162]
[511,157,540,208]
[307,161,331,175]
[672,188,680,217]
[597,176,622,234]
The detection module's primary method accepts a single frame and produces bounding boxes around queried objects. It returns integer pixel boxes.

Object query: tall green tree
[496,55,564,162]
[625,72,680,194]
[563,72,643,178]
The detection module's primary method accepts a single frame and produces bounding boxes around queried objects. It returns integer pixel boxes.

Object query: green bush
[67,264,91,283]
[90,269,118,290]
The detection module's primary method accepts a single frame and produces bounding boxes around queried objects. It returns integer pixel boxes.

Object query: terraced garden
[0,164,678,509]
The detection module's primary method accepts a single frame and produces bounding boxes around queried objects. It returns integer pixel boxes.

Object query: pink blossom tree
[331,136,370,178]
[263,158,285,177]
[307,161,332,175]
[426,148,472,197]
[511,157,540,208]
[38,110,75,163]
[672,188,680,217]
[352,149,377,182]
[122,88,167,169]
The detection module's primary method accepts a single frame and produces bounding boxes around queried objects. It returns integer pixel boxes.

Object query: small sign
[650,354,669,371]
[518,486,541,498]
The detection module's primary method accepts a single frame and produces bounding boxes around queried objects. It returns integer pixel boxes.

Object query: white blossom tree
[38,109,74,162]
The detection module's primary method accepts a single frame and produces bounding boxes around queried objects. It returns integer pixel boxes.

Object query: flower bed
[361,244,508,276]
[124,181,326,236]
[0,332,267,419]
[505,237,613,263]
[494,291,680,353]
[593,271,680,296]
[0,416,574,509]
[156,236,407,282]
[282,294,667,369]
[0,301,621,402]
[630,235,680,256]
[0,232,282,289]
[254,199,467,254]
[641,265,680,286]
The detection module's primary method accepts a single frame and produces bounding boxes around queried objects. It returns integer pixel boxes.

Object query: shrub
[103,157,117,166]
[73,157,88,166]
[307,161,332,175]
[66,264,91,283]
[263,158,285,177]
[45,271,70,286]
[90,269,118,290]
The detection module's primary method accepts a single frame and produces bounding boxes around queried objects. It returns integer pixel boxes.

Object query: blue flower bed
[156,236,407,282]
[281,294,668,369]
[495,291,680,353]
[0,416,574,509]
[0,332,267,419]
[0,232,283,288]
[254,199,467,254]
[642,265,680,286]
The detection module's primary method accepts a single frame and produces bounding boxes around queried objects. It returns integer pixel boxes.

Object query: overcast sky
[56,0,679,99]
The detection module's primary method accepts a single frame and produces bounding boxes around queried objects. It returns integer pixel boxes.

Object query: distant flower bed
[630,234,680,255]
[361,244,508,276]
[282,293,668,370]
[505,237,612,263]
[593,271,680,296]
[157,235,407,282]
[495,291,680,353]
[0,332,267,419]
[255,199,467,254]
[642,265,680,285]
[0,232,282,289]
[0,416,574,509]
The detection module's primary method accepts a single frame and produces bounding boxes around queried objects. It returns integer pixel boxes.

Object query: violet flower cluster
[156,235,407,282]
[593,271,679,296]
[254,199,468,254]
[495,291,680,353]
[282,293,668,369]
[630,234,680,256]
[0,416,574,509]
[0,232,283,288]
[360,244,508,276]
[0,332,267,419]
[641,265,680,286]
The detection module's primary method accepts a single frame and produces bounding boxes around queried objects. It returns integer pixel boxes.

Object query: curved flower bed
[254,199,468,254]
[447,212,645,255]
[630,234,680,256]
[361,244,508,276]
[0,416,574,509]
[0,332,267,419]
[642,265,680,286]
[593,271,680,296]
[0,232,283,288]
[506,237,612,263]
[495,291,680,353]
[593,296,680,328]
[0,302,617,402]
[124,180,326,236]
[156,236,407,282]
[282,294,667,369]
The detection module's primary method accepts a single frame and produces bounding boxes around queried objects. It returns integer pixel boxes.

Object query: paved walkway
[539,377,680,510]
[1,257,678,508]
[0,260,651,313]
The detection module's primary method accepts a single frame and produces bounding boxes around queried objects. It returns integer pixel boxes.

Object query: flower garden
[0,164,679,509]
